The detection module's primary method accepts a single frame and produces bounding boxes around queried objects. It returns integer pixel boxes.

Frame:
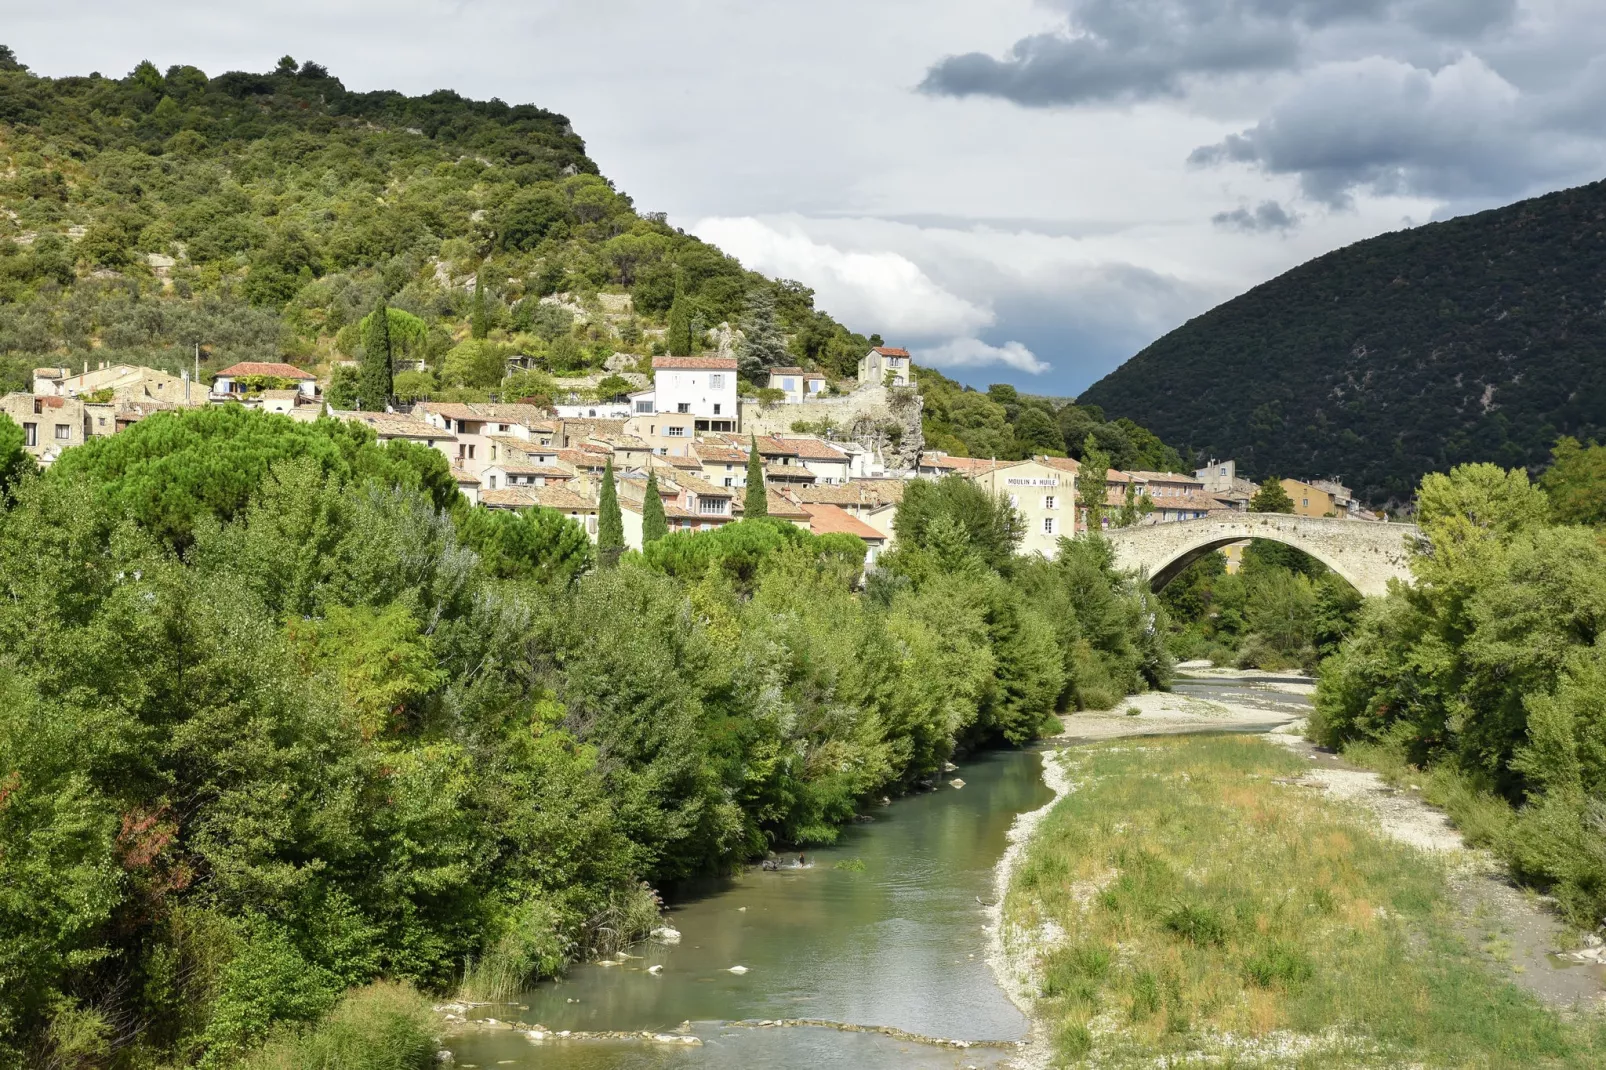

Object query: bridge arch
[1103,514,1420,598]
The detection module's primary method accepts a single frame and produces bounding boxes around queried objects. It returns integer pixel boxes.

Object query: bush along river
[441,676,1317,1069]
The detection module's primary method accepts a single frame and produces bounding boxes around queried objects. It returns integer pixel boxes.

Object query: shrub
[239,982,437,1070]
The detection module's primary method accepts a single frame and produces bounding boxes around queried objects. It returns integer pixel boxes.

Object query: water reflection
[450,747,1052,1069]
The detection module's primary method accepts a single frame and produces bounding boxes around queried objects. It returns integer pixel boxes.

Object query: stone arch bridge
[1104,514,1421,597]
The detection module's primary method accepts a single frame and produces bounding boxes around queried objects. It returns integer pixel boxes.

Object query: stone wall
[738,384,924,468]
[1105,514,1421,597]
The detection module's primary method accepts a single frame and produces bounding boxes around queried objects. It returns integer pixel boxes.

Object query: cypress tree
[359,298,393,411]
[470,270,490,340]
[642,469,668,544]
[666,274,693,356]
[744,436,768,518]
[1079,433,1109,534]
[597,457,624,566]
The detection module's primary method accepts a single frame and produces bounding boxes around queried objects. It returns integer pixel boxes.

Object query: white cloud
[916,338,1051,373]
[690,216,994,340]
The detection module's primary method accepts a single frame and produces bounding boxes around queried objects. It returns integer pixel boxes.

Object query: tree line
[0,405,1167,1067]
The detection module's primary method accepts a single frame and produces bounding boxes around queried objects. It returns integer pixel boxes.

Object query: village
[4,343,1380,564]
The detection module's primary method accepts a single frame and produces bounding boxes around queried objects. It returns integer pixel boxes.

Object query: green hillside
[1078,179,1606,503]
[0,49,870,395]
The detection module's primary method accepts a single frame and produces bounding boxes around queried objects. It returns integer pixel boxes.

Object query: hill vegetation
[917,367,1184,470]
[1078,178,1606,503]
[0,48,870,400]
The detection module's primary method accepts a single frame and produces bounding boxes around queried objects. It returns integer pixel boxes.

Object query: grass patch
[834,857,866,871]
[239,982,437,1070]
[1006,734,1604,1067]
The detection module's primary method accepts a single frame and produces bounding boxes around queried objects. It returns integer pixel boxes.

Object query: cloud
[915,338,1050,374]
[918,0,1516,108]
[1212,200,1300,232]
[1189,53,1606,205]
[691,215,994,339]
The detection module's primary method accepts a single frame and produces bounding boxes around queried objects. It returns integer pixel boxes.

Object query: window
[1043,495,1056,510]
[709,374,725,389]
[677,403,691,414]
[97,417,106,427]
[698,496,725,515]
[635,400,654,413]
[1302,498,1309,508]
[487,475,498,489]
[724,477,733,487]
[23,422,37,447]
[1043,517,1056,535]
[667,426,685,437]
[713,403,721,415]
[55,424,70,441]
[783,378,796,392]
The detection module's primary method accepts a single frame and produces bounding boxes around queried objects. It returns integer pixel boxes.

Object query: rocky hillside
[1078,179,1606,503]
[0,48,870,396]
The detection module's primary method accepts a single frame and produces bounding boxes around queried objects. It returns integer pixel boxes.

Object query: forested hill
[1078,178,1606,504]
[0,49,870,391]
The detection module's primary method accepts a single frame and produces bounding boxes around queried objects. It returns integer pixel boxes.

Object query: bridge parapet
[1104,514,1421,597]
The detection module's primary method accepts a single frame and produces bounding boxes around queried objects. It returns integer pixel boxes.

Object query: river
[444,677,1313,1070]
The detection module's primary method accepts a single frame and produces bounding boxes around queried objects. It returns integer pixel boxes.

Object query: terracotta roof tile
[651,356,739,370]
[871,347,910,358]
[800,503,887,541]
[216,361,315,380]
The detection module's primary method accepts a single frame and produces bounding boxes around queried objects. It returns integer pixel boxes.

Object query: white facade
[555,401,632,419]
[650,357,738,432]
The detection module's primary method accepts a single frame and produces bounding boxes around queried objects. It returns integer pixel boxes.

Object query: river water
[446,677,1312,1070]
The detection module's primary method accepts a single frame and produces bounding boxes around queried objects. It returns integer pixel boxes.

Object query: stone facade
[1105,513,1420,598]
[738,384,924,469]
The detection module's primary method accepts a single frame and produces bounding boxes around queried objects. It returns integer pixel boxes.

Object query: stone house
[857,346,911,388]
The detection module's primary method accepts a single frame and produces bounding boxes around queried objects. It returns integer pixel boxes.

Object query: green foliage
[1079,435,1110,533]
[441,339,507,389]
[641,470,668,545]
[891,474,1025,575]
[1248,476,1295,513]
[666,275,693,356]
[744,437,767,518]
[1079,178,1606,503]
[454,504,593,585]
[736,287,790,382]
[1315,461,1606,925]
[46,406,453,548]
[237,981,437,1070]
[360,298,393,411]
[0,413,35,499]
[597,458,623,565]
[1541,436,1606,526]
[0,56,867,409]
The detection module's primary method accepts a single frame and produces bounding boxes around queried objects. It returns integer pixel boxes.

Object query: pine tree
[470,270,490,340]
[597,457,624,566]
[666,274,693,356]
[736,287,791,382]
[1079,433,1110,534]
[744,436,768,518]
[642,469,668,545]
[359,298,393,411]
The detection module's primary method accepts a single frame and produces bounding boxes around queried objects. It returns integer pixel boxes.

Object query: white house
[857,347,911,388]
[555,401,632,419]
[765,367,828,403]
[212,362,318,399]
[647,356,738,432]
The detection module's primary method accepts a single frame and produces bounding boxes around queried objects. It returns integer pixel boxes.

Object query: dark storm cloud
[1212,200,1299,232]
[1190,54,1606,206]
[919,0,1515,107]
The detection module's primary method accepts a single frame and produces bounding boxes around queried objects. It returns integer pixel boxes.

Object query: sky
[8,0,1606,396]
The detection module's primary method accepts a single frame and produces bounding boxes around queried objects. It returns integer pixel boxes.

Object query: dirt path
[1262,723,1606,1014]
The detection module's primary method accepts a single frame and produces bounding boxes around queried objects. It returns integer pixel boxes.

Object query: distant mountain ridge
[1078,180,1606,503]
